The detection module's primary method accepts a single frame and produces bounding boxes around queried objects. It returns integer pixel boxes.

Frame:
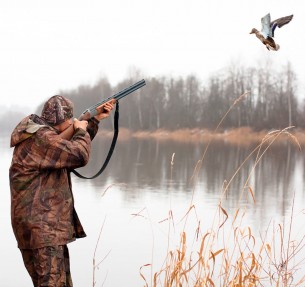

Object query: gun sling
[71,101,119,179]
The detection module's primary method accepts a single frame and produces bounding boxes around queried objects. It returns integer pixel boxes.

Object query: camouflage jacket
[9,114,99,249]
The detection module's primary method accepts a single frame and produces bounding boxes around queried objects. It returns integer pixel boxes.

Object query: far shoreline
[100,126,305,148]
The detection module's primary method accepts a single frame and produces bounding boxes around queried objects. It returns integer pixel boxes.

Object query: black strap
[71,102,119,179]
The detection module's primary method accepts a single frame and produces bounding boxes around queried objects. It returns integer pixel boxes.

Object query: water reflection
[70,135,304,227]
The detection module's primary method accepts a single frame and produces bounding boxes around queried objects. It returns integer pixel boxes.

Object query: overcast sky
[0,0,303,110]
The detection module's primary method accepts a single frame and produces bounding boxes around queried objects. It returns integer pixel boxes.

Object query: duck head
[249,28,258,34]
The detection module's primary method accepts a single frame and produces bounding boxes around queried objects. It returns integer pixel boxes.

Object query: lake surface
[1,133,305,286]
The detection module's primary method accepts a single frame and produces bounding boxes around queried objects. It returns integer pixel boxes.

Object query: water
[1,134,305,286]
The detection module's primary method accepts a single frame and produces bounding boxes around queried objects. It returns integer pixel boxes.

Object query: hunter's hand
[73,118,88,131]
[94,101,115,121]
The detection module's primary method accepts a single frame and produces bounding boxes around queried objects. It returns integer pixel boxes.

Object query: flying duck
[250,13,293,51]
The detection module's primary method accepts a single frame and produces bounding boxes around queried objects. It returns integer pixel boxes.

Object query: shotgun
[60,79,146,139]
[79,79,146,121]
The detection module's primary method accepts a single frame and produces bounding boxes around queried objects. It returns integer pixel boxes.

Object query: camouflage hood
[10,95,74,147]
[41,95,74,126]
[10,114,49,147]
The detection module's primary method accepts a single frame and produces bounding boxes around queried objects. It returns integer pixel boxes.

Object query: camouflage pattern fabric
[10,109,99,249]
[41,95,74,126]
[21,245,73,287]
[10,114,48,147]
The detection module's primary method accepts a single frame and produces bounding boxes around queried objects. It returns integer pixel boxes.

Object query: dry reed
[93,217,111,287]
[92,91,305,287]
[139,92,305,287]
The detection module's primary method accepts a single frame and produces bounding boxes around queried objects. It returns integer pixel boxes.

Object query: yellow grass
[94,92,305,286]
[136,92,305,287]
[100,127,305,148]
[136,128,305,287]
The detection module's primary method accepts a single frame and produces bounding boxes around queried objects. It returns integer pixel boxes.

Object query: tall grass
[92,91,305,286]
[138,92,305,287]
[140,193,305,286]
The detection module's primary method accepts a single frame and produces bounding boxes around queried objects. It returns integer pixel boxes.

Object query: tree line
[58,62,304,131]
[2,61,305,134]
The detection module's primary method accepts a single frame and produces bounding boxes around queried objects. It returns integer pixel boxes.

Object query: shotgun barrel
[79,79,146,120]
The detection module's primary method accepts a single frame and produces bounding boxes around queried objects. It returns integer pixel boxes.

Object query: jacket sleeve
[86,118,99,140]
[29,127,92,170]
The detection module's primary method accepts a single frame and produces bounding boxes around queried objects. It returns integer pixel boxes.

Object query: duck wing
[260,13,272,38]
[270,14,293,37]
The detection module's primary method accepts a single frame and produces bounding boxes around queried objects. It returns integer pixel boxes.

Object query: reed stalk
[139,92,305,286]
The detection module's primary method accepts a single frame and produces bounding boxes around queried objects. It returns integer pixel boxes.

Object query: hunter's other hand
[73,118,88,131]
[94,101,115,121]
